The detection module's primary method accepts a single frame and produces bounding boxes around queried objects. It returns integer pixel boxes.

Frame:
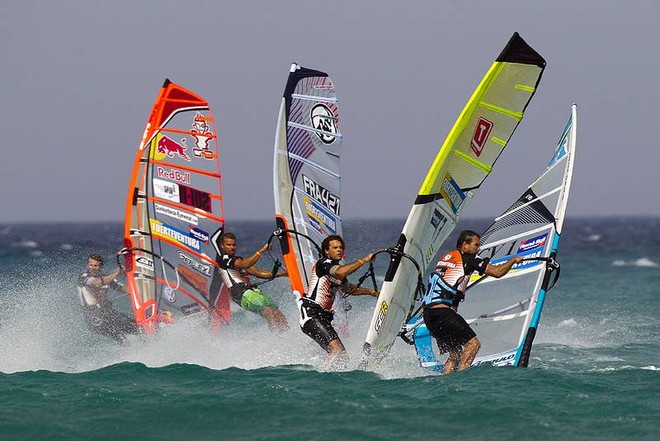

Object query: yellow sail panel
[419,54,545,199]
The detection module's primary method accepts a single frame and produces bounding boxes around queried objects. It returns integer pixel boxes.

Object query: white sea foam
[0,273,424,378]
[11,240,38,248]
[611,257,658,267]
[1,242,656,380]
[557,318,578,328]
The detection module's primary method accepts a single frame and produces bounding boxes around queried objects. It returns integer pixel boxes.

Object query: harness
[422,271,465,308]
[217,255,248,302]
[77,273,118,308]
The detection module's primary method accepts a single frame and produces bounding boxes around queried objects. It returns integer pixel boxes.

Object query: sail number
[179,184,212,213]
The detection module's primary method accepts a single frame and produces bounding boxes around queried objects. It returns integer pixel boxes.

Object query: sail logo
[302,174,340,215]
[156,166,191,184]
[428,209,449,260]
[135,256,154,270]
[189,227,210,244]
[441,174,466,214]
[156,135,191,161]
[374,300,389,332]
[312,79,334,90]
[430,208,446,229]
[303,196,337,235]
[191,112,216,160]
[178,251,212,276]
[154,203,199,226]
[163,287,176,304]
[310,103,337,144]
[548,124,570,168]
[518,233,547,253]
[150,219,201,252]
[153,178,180,203]
[181,302,203,316]
[470,117,493,157]
[178,265,208,295]
[474,352,515,366]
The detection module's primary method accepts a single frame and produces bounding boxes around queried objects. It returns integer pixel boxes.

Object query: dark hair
[87,253,104,265]
[321,235,345,256]
[220,232,236,242]
[456,230,480,248]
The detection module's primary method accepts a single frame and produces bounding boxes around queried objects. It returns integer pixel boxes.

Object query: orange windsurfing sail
[122,79,230,333]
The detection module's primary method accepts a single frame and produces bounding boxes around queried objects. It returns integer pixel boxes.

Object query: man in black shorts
[422,230,522,373]
[299,234,378,368]
[77,253,141,342]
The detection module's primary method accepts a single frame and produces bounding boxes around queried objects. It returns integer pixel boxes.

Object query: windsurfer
[421,230,522,373]
[217,233,289,333]
[300,234,378,368]
[77,253,140,342]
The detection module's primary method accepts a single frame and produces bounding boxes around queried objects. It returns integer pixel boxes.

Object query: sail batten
[453,151,492,173]
[291,93,339,103]
[479,102,524,120]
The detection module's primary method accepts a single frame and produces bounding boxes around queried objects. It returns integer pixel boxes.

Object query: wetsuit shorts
[82,305,140,342]
[299,298,338,351]
[422,307,476,354]
[240,288,277,314]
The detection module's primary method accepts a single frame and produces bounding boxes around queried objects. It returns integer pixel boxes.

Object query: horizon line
[1,213,658,225]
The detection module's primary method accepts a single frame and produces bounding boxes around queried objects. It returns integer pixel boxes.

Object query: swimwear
[422,307,476,354]
[240,288,277,314]
[299,257,346,350]
[299,298,338,351]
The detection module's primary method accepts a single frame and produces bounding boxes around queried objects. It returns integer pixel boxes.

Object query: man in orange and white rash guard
[422,230,523,373]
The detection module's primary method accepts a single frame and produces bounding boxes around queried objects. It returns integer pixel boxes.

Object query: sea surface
[0,217,658,441]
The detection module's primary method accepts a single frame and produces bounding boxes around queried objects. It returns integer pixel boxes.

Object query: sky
[1,0,658,223]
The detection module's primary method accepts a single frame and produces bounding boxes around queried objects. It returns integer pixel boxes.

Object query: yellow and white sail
[361,32,547,366]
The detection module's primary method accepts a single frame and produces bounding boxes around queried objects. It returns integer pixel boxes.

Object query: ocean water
[0,218,658,441]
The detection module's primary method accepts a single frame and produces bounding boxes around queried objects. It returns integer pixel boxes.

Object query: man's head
[321,234,345,260]
[86,253,104,275]
[456,230,481,255]
[219,232,237,256]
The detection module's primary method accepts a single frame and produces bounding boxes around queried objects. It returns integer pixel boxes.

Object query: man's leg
[325,338,349,369]
[458,336,481,371]
[262,307,289,333]
[444,351,460,374]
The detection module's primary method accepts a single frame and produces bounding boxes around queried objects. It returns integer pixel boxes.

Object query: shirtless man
[217,233,288,333]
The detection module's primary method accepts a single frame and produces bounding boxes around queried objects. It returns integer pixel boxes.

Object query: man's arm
[343,283,378,297]
[110,278,128,293]
[233,244,269,270]
[244,266,287,280]
[332,253,374,279]
[87,267,123,288]
[484,256,524,278]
